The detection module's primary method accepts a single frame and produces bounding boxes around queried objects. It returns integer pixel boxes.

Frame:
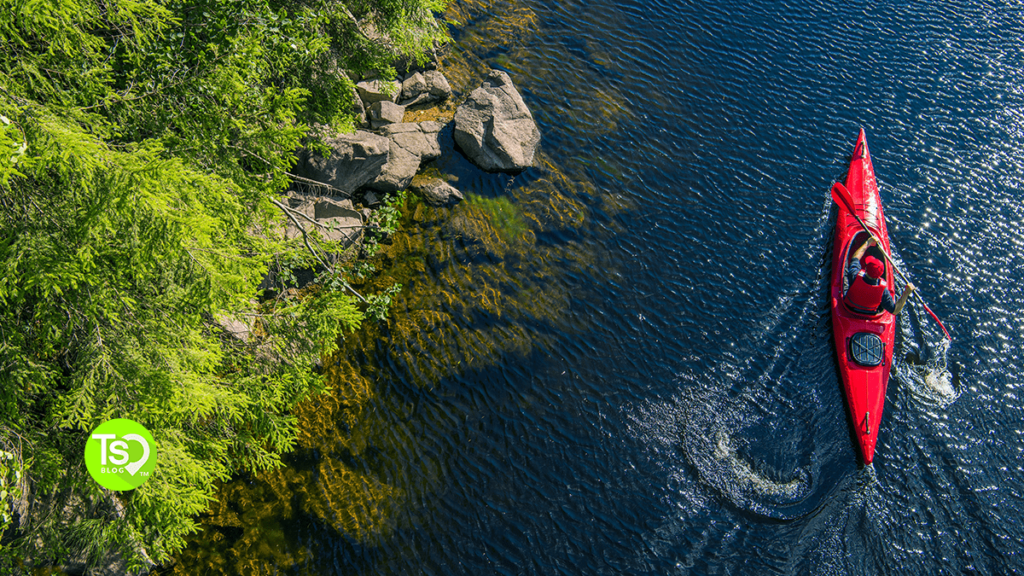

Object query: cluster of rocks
[358,70,454,129]
[283,68,540,252]
[295,70,453,200]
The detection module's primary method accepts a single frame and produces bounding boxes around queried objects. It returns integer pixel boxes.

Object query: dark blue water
[177,0,1024,573]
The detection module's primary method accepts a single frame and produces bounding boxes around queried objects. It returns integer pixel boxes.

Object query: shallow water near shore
[173,0,1024,573]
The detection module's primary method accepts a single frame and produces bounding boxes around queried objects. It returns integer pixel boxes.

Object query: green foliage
[366,283,403,322]
[359,189,406,261]
[373,189,408,236]
[298,289,364,355]
[0,445,23,543]
[0,115,27,185]
[0,0,445,571]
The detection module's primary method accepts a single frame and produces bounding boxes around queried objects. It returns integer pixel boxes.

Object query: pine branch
[270,199,367,304]
[276,201,367,232]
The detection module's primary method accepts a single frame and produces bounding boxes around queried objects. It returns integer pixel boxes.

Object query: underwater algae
[442,0,540,86]
[170,153,621,574]
[170,2,640,572]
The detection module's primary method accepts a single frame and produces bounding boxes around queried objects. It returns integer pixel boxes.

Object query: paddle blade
[831,182,856,214]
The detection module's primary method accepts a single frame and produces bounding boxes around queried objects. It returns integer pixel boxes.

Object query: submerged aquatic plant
[464,193,530,243]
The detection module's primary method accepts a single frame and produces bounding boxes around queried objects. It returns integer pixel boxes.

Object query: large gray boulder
[454,70,540,172]
[400,71,452,106]
[298,130,390,194]
[368,122,445,192]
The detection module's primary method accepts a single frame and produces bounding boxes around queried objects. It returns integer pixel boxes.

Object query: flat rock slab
[315,216,364,245]
[298,130,389,194]
[368,121,445,193]
[313,196,357,219]
[285,197,363,247]
[215,314,252,343]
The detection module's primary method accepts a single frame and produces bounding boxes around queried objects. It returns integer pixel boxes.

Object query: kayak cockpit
[840,230,889,317]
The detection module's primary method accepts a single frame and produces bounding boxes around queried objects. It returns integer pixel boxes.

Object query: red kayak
[830,129,896,465]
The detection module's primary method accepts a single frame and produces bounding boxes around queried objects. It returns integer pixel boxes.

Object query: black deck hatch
[850,332,884,367]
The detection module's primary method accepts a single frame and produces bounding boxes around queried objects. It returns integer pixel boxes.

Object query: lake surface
[173,0,1024,573]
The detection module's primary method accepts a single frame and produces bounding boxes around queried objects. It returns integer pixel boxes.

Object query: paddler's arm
[893,282,916,316]
[846,238,875,286]
[851,237,875,262]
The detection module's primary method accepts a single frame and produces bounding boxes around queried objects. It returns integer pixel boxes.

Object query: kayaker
[845,238,915,316]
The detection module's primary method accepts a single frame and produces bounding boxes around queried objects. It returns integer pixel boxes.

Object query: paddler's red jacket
[845,259,896,315]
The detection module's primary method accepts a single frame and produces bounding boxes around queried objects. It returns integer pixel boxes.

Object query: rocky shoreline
[278,65,542,257]
[166,0,610,570]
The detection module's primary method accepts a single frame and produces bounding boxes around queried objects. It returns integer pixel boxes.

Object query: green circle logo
[84,419,157,491]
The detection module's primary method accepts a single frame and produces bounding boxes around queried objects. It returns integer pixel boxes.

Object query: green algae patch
[402,98,459,124]
[462,194,531,245]
[570,86,634,135]
[451,0,539,46]
[171,351,407,575]
[310,457,405,542]
[515,155,590,231]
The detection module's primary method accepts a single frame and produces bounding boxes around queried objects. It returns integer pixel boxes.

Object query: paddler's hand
[906,282,916,293]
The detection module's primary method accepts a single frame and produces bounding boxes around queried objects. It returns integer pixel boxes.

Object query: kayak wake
[675,386,821,521]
